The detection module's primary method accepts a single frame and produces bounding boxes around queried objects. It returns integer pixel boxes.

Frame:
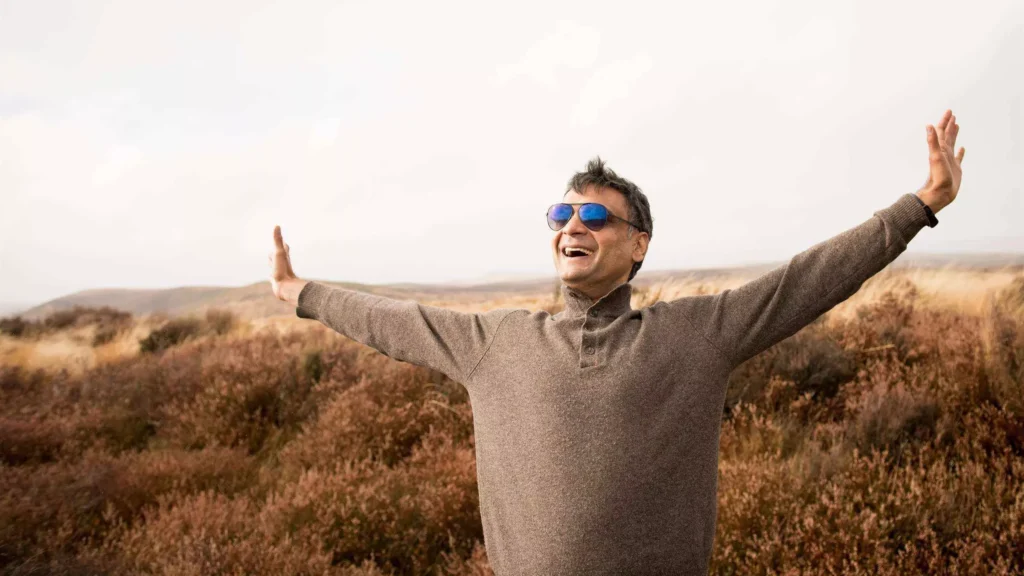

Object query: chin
[557,267,591,285]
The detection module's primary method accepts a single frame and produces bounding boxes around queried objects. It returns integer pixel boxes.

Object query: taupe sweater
[296,193,931,575]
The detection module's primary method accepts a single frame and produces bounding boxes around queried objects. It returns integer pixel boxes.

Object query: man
[268,110,965,575]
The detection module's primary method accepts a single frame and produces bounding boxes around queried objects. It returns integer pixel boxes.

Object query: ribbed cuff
[296,281,327,320]
[877,193,932,245]
[910,194,939,227]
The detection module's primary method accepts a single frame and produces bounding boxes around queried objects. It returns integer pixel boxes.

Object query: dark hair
[565,156,653,281]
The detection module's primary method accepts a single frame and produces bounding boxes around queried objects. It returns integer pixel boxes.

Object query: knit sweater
[295,193,932,575]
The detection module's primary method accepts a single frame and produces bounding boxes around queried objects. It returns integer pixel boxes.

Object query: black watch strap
[911,194,939,227]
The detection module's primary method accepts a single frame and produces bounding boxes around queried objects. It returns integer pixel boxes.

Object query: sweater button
[584,346,595,355]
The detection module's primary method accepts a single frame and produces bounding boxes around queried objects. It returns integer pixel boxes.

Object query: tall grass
[0,270,1022,575]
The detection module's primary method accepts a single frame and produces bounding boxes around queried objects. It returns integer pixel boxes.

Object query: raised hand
[267,225,306,304]
[917,109,966,214]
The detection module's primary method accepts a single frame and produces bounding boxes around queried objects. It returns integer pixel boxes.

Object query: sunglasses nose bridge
[563,207,591,233]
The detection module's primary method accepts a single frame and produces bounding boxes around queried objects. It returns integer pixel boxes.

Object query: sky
[1,0,1022,306]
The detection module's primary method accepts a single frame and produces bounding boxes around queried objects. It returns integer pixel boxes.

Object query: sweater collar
[560,282,633,319]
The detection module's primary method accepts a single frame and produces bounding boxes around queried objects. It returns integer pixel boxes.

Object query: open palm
[920,109,966,213]
[267,225,297,301]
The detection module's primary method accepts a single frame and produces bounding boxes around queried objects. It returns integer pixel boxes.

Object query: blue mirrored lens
[547,204,573,230]
[579,204,609,229]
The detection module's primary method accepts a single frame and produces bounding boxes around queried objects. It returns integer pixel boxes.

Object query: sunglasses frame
[546,202,644,233]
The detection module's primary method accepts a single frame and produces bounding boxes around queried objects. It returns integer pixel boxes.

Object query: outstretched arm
[670,110,965,370]
[267,226,513,385]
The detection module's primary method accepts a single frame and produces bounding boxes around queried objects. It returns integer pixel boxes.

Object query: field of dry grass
[1,267,1023,575]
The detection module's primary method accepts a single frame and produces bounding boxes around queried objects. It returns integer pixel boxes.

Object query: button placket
[581,310,600,367]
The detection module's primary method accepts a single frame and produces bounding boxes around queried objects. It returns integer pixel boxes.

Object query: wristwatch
[911,194,939,228]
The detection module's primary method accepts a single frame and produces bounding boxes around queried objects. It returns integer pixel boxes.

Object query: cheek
[600,236,628,259]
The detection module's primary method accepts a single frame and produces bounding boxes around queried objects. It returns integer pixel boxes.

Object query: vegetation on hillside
[1,272,1022,574]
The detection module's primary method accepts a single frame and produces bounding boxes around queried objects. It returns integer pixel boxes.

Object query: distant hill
[10,252,1024,322]
[0,302,33,317]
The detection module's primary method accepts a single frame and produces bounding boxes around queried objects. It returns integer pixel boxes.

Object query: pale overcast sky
[1,0,1022,306]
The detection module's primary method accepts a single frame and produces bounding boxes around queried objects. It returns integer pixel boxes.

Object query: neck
[560,279,634,319]
[564,274,629,302]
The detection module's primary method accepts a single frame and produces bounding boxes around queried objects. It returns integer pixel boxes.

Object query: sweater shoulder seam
[466,309,518,383]
[670,300,732,366]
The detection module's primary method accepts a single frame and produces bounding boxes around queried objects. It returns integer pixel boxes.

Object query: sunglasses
[546,202,644,232]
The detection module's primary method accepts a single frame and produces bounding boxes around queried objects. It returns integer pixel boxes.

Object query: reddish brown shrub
[139,316,205,354]
[279,361,474,472]
[0,446,255,569]
[160,332,332,454]
[4,281,1023,574]
[204,308,237,336]
[845,379,942,458]
[0,315,37,338]
[264,429,483,575]
[89,491,347,576]
[726,320,856,423]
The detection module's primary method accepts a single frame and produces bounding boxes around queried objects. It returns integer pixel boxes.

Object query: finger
[273,225,285,250]
[926,125,940,155]
[956,147,965,164]
[935,110,951,145]
[285,242,290,253]
[937,109,952,131]
[949,120,959,149]
[945,115,957,148]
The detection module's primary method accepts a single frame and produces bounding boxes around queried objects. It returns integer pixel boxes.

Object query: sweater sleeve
[295,281,514,385]
[670,193,933,369]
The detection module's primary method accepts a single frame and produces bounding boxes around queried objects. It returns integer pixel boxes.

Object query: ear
[632,231,650,263]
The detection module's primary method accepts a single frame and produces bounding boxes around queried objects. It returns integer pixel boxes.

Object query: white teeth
[562,247,594,256]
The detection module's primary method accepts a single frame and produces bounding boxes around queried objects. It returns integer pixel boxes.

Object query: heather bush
[980,278,1024,417]
[713,443,1024,575]
[48,305,133,334]
[3,276,1024,574]
[726,320,856,419]
[89,491,350,576]
[0,365,49,411]
[845,280,920,361]
[136,309,242,355]
[0,305,133,342]
[204,307,237,335]
[139,316,205,354]
[160,332,337,455]
[0,315,35,338]
[845,379,942,458]
[86,430,482,575]
[278,361,474,472]
[0,446,255,569]
[0,415,79,465]
[265,430,483,574]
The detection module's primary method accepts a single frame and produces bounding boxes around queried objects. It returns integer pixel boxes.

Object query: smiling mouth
[561,247,594,259]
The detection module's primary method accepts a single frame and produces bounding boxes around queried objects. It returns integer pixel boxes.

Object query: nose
[561,208,589,236]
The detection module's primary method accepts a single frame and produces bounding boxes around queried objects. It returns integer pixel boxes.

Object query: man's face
[551,184,649,296]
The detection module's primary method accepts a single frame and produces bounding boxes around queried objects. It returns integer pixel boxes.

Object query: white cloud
[0,0,1021,305]
[93,145,143,187]
[571,52,654,127]
[308,117,341,151]
[493,20,602,87]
